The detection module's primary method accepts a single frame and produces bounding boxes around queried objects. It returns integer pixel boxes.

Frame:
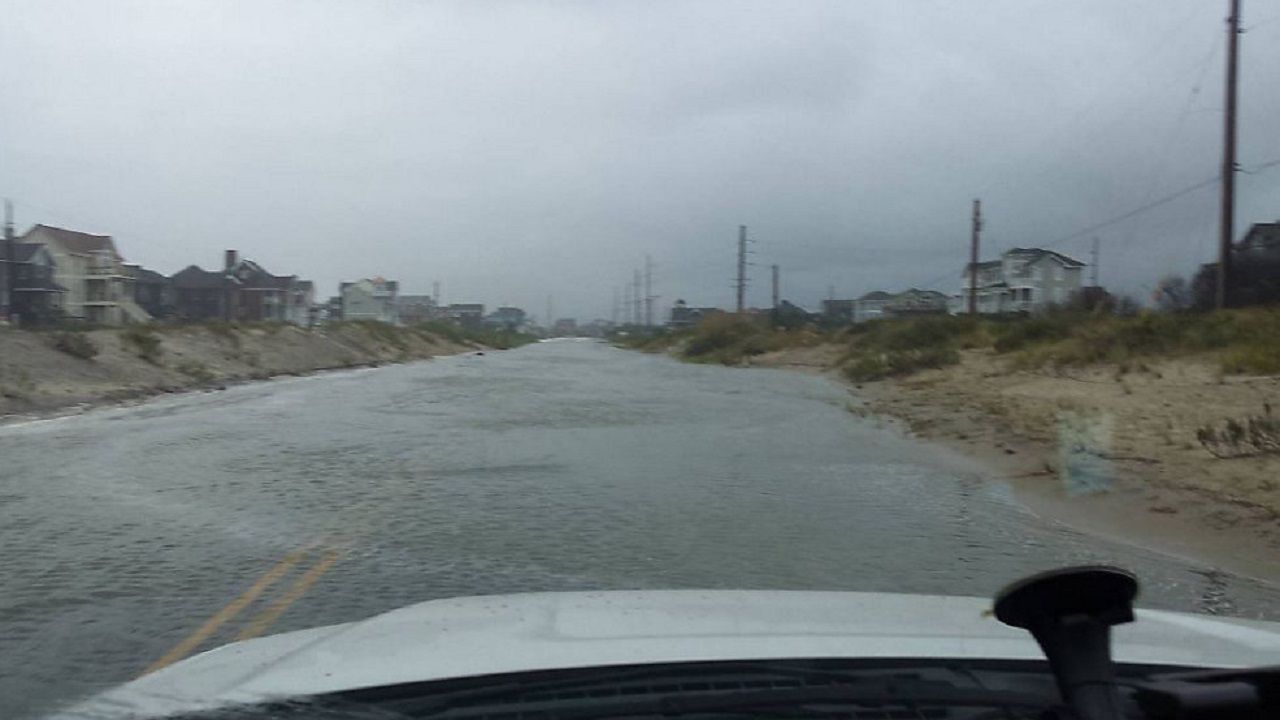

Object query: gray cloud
[2,0,1277,319]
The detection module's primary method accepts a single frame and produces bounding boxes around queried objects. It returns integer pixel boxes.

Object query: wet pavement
[2,339,1277,717]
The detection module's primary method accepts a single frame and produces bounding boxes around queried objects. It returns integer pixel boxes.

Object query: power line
[1044,175,1221,251]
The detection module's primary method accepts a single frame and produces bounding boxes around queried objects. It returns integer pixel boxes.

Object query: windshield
[2,1,1279,718]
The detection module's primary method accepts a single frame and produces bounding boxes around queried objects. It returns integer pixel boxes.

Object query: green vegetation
[175,359,217,383]
[677,314,824,365]
[49,331,99,360]
[618,306,1280,381]
[838,316,977,381]
[612,327,686,353]
[1003,308,1280,374]
[412,321,537,350]
[340,319,412,349]
[467,327,539,350]
[414,320,466,345]
[120,325,164,364]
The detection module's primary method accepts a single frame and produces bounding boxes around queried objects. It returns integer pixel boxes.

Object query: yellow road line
[234,549,341,642]
[141,548,309,676]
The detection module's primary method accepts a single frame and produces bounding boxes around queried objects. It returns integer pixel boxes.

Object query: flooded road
[2,339,1277,717]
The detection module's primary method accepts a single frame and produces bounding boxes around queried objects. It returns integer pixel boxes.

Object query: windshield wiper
[407,678,1053,719]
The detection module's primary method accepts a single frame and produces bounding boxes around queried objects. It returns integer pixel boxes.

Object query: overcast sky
[3,1,1279,320]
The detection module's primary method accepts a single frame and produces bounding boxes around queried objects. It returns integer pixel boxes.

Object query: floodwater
[2,339,1276,717]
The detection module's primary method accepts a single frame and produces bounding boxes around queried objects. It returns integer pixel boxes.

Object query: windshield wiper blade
[415,678,1053,720]
[654,680,1050,717]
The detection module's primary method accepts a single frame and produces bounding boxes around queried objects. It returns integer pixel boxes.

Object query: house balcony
[86,264,130,280]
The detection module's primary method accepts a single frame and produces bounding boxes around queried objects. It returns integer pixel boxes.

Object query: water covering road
[2,339,1277,717]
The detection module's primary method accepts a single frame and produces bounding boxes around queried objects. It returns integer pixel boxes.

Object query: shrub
[204,321,243,348]
[843,355,889,382]
[175,360,216,383]
[683,314,765,359]
[1197,410,1280,458]
[120,326,164,364]
[992,313,1077,353]
[50,331,99,360]
[416,321,467,345]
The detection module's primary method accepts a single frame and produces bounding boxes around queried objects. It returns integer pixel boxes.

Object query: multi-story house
[883,288,948,317]
[396,295,438,325]
[668,300,721,328]
[19,224,151,325]
[171,250,313,324]
[340,277,399,323]
[128,266,173,320]
[819,298,854,323]
[9,243,66,325]
[486,306,527,331]
[171,265,230,321]
[957,248,1085,314]
[446,303,485,329]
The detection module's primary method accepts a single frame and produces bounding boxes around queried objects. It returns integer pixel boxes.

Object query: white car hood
[65,590,1280,718]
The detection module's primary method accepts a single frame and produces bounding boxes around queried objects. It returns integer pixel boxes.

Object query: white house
[340,277,399,323]
[854,291,892,323]
[957,248,1085,314]
[19,224,151,325]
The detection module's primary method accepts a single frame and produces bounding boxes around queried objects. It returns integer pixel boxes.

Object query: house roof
[894,288,948,300]
[963,260,1002,275]
[857,291,892,301]
[1006,247,1086,267]
[1238,222,1280,249]
[23,224,120,258]
[11,242,47,262]
[131,266,169,284]
[171,265,227,289]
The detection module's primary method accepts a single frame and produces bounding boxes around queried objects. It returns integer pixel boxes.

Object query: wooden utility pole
[968,199,982,314]
[644,255,654,327]
[2,199,13,320]
[771,264,780,309]
[1217,0,1242,310]
[633,269,642,324]
[735,225,748,313]
[1090,237,1100,288]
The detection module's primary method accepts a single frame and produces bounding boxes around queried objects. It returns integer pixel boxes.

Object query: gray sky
[3,0,1279,321]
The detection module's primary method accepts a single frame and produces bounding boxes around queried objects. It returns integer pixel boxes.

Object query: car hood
[63,590,1280,718]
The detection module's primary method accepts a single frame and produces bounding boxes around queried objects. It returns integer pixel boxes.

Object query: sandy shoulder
[758,345,1280,584]
[0,324,477,421]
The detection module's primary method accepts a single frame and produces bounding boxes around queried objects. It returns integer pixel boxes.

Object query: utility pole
[735,225,749,313]
[771,264,780,309]
[546,295,553,332]
[633,269,642,325]
[2,199,13,320]
[968,198,983,315]
[1217,0,1241,310]
[1090,237,1100,288]
[643,255,654,327]
[432,281,440,307]
[611,286,620,326]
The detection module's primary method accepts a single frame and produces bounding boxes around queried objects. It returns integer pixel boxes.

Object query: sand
[746,346,1280,584]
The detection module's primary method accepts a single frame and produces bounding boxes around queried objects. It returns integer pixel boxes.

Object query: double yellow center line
[142,546,342,676]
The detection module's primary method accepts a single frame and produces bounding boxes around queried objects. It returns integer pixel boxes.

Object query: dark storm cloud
[2,0,1277,319]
